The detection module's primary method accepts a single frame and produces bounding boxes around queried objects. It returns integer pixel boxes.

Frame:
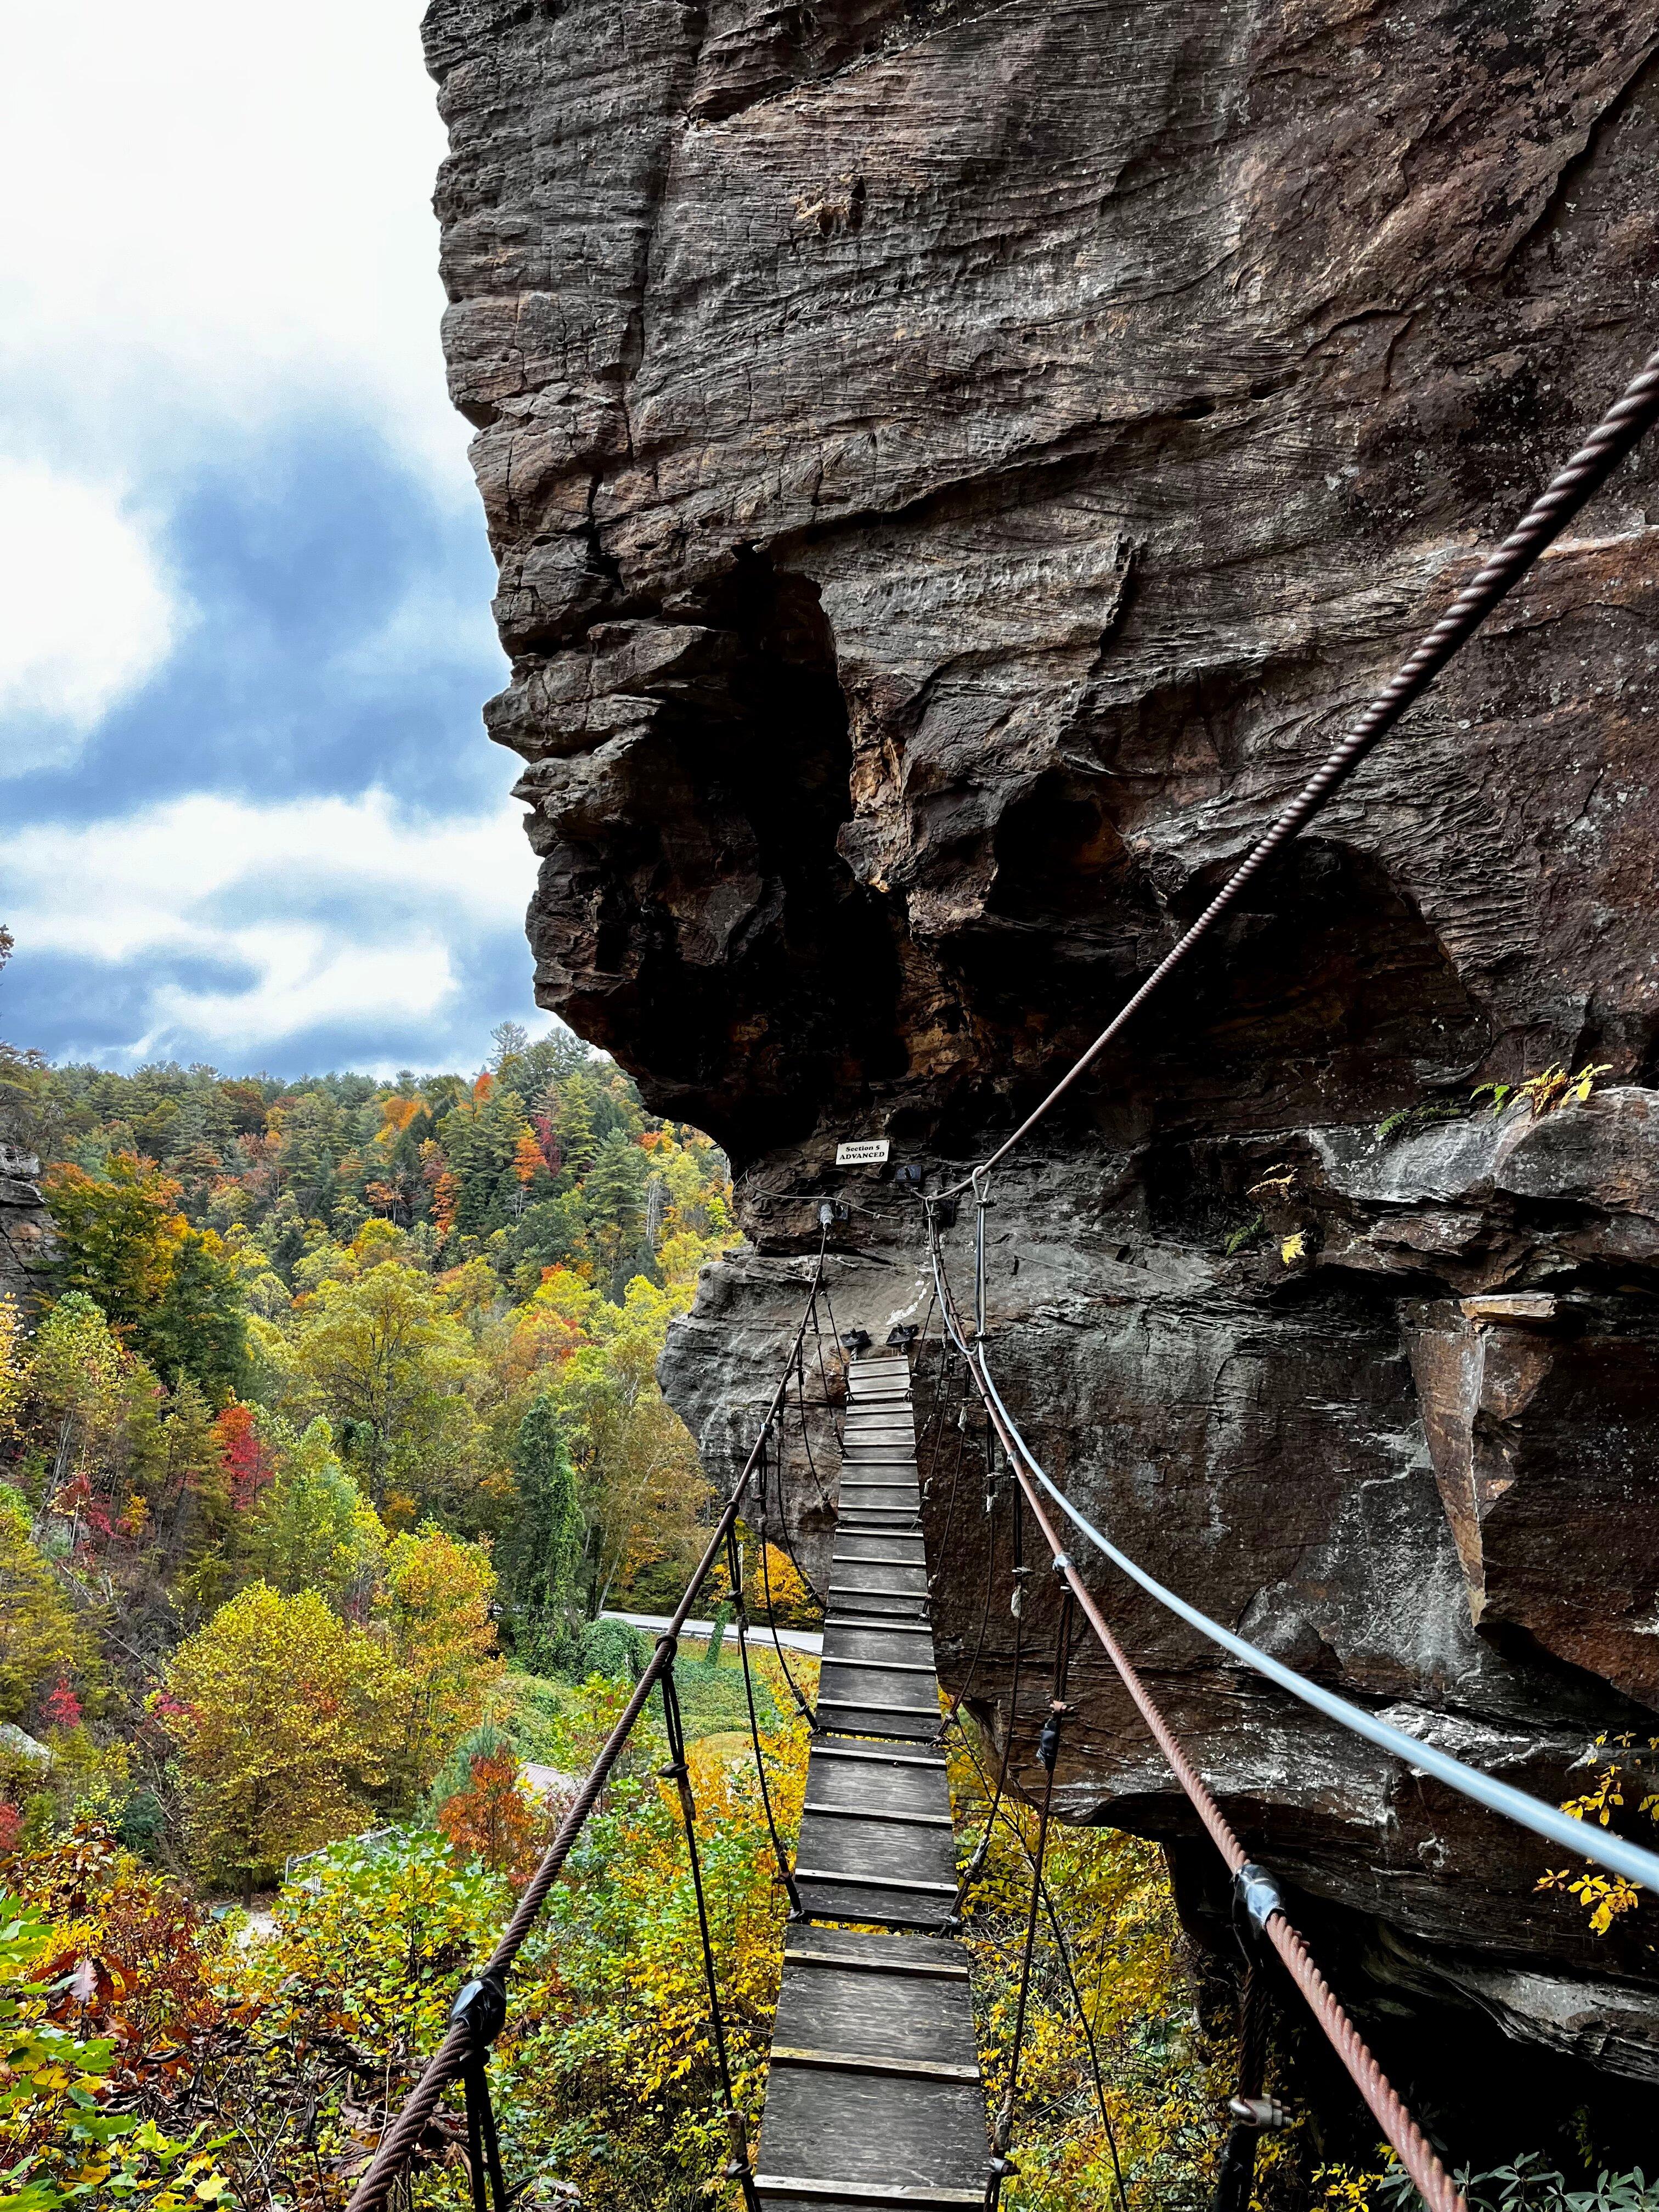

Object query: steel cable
[929,1229,1466,2212]
[950,1254,1659,1897]
[346,1243,834,2212]
[945,1701,1132,2212]
[728,1524,804,1918]
[661,1662,763,2211]
[940,338,1659,1199]
[986,1590,1074,2209]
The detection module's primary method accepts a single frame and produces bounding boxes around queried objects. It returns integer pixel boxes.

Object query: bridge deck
[756,1354,987,2211]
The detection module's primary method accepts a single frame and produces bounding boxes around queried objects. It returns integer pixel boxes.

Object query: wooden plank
[812,1741,947,1769]
[795,1866,957,1896]
[755,2179,980,2208]
[802,1803,954,1830]
[771,2046,980,2086]
[822,1617,933,1635]
[783,1946,969,1982]
[816,1697,940,1718]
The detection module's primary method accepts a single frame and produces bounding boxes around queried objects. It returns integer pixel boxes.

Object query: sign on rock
[836,1138,890,1166]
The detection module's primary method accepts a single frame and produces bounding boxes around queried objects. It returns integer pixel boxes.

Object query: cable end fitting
[449,1968,508,2047]
[1235,1860,1283,1932]
[1036,1701,1071,1772]
[1228,2093,1290,2133]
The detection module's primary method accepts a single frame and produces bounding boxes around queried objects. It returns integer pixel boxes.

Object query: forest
[0,969,1541,2212]
[0,980,1251,2212]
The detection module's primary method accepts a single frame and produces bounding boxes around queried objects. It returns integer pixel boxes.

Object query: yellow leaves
[1538,1863,1641,1934]
[0,1294,23,1442]
[1279,1232,1306,1265]
[1540,1736,1656,1935]
[161,1582,398,1885]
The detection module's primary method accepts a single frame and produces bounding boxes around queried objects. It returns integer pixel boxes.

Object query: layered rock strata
[0,1149,53,1312]
[426,0,1659,2151]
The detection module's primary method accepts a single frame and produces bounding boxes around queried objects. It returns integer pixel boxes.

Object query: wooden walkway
[755,1353,987,2210]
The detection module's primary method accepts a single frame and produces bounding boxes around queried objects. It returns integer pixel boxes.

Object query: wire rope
[929,1228,1466,2212]
[728,1523,804,1918]
[938,338,1659,1200]
[661,1662,763,2211]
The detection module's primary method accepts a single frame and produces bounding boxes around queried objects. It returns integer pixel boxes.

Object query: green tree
[556,1075,599,1175]
[239,1418,386,1611]
[292,1260,481,1510]
[146,1226,248,1402]
[161,1582,391,1894]
[498,1394,584,1669]
[0,1492,98,1729]
[138,1375,234,1609]
[583,1130,650,1296]
[43,1154,247,1400]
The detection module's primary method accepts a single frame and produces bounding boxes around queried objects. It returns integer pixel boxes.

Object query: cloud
[0,2,466,496]
[1,790,539,1066]
[0,461,183,773]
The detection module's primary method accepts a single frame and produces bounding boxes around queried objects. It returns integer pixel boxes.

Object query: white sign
[836,1138,891,1167]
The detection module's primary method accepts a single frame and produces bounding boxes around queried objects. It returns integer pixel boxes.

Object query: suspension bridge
[755,1351,986,2209]
[345,340,1659,2212]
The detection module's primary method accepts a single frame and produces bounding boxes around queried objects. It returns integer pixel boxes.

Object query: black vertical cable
[986,1589,1074,2210]
[727,1523,804,1918]
[756,1424,820,1731]
[660,1660,761,2212]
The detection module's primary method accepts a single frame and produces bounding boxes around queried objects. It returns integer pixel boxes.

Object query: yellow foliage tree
[0,1294,22,1441]
[292,1258,481,1509]
[375,1523,503,1805]
[161,1581,391,1894]
[557,1278,710,1610]
[0,1491,98,1728]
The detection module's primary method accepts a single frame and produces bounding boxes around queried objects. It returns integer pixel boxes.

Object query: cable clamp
[1227,2092,1290,2132]
[1052,1554,1073,1577]
[449,1967,508,2048]
[1036,1700,1073,1773]
[1234,1861,1283,1933]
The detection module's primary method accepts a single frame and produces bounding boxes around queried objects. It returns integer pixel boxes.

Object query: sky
[0,2,555,1081]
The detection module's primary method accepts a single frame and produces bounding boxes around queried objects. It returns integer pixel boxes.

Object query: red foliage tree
[210,1404,273,1511]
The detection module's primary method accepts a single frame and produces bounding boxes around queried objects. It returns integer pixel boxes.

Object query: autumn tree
[375,1524,502,1806]
[14,1290,128,1506]
[238,1418,385,1612]
[0,1492,98,1729]
[44,1153,247,1400]
[292,1257,481,1510]
[430,1722,540,1878]
[161,1581,390,1894]
[557,1280,708,1612]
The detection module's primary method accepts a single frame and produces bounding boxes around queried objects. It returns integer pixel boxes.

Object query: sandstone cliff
[425,0,1659,2159]
[0,1148,52,1313]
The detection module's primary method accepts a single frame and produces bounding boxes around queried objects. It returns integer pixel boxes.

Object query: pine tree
[583,1132,650,1297]
[500,1393,584,1671]
[556,1076,599,1175]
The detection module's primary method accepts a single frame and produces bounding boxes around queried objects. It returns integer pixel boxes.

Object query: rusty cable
[940,337,1659,1199]
[929,1233,1466,2212]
